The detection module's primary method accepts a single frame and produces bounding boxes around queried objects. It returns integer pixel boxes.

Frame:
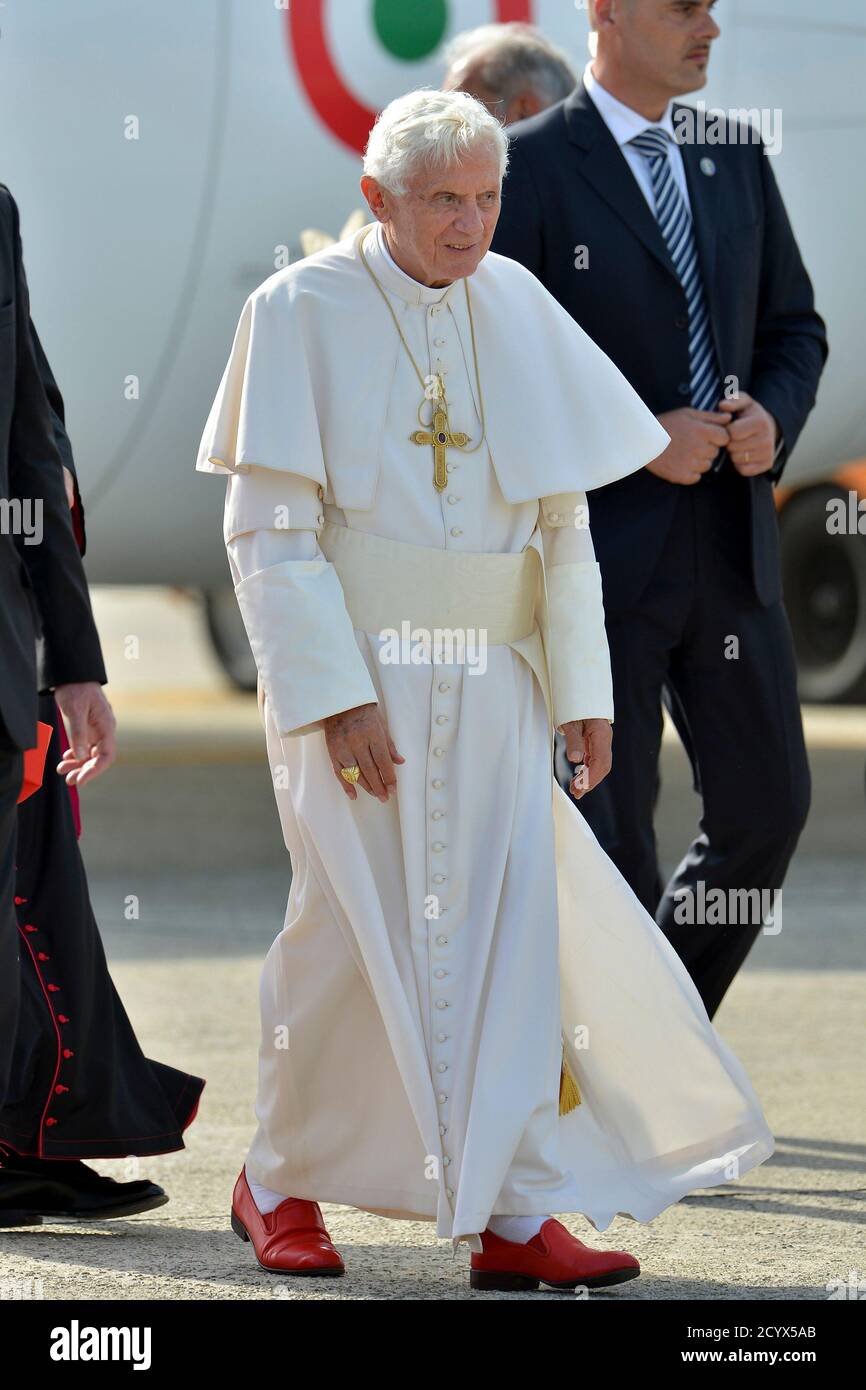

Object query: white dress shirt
[583,62,692,217]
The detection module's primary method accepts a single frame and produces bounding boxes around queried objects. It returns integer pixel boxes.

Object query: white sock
[487,1214,548,1243]
[247,1174,289,1215]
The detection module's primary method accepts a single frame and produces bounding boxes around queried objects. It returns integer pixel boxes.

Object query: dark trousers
[0,728,23,1107]
[559,475,811,1019]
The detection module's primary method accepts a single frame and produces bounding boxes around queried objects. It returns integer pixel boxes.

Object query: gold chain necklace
[358,227,487,492]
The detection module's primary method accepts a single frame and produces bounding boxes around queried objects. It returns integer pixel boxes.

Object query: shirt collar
[583,61,677,148]
[359,220,458,308]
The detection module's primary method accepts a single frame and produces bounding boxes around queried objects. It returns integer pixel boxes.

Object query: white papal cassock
[196,221,775,1252]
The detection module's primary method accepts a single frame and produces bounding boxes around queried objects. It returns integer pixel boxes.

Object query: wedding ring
[340,764,361,784]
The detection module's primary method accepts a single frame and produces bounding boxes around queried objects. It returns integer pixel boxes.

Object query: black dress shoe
[0,1157,168,1220]
[0,1210,43,1228]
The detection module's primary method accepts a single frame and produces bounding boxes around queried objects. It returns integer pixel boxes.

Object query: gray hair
[363,88,509,197]
[443,23,577,108]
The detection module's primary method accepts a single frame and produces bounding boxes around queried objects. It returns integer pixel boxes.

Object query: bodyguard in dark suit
[0,184,113,1185]
[492,0,827,1018]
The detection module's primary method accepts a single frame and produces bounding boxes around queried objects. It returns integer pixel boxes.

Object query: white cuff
[545,561,614,726]
[233,557,378,737]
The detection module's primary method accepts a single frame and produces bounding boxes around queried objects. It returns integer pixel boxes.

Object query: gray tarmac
[1,590,864,1302]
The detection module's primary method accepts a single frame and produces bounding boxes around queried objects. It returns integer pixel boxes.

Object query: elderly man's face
[361,146,502,288]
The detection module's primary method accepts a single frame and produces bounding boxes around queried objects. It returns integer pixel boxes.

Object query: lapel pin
[700,157,716,176]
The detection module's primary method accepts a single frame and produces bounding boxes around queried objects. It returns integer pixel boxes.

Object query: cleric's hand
[558,717,612,800]
[323,702,405,803]
[716,391,778,475]
[62,466,76,510]
[54,682,117,786]
[646,409,730,485]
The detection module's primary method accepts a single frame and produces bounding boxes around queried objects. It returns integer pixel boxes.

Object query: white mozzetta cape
[196,223,669,506]
[197,224,669,735]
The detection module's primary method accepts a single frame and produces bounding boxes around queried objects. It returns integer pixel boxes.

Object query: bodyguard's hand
[558,717,612,800]
[716,391,778,475]
[647,409,731,485]
[323,702,405,803]
[54,682,117,786]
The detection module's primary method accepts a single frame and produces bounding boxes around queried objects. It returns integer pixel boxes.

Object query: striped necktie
[629,126,721,413]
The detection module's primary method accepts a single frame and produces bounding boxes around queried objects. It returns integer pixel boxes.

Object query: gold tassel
[559,1056,581,1116]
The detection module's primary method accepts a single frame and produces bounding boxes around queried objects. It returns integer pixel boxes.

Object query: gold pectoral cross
[411,406,470,492]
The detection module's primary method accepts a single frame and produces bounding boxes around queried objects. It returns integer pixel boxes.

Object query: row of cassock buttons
[430,674,456,1201]
[15,897,74,1130]
[429,303,459,1202]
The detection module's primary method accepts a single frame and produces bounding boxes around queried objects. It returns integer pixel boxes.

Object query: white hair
[444,23,577,107]
[363,88,508,197]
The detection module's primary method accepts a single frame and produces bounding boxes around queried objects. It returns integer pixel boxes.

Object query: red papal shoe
[231,1168,344,1277]
[470,1218,640,1292]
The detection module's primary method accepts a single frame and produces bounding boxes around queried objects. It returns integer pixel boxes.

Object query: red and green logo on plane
[286,0,534,154]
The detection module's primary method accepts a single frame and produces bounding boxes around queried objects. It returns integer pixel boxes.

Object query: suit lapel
[564,84,678,283]
[677,114,722,330]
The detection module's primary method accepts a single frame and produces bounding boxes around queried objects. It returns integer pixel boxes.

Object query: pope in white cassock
[196,89,774,1293]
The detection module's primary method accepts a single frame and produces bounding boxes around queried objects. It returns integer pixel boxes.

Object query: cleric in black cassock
[0,326,204,1223]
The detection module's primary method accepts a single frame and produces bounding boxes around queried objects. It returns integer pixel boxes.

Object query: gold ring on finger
[340,764,361,784]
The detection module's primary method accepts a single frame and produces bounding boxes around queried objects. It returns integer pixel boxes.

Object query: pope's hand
[54,682,117,786]
[647,409,730,485]
[559,717,612,800]
[323,702,405,803]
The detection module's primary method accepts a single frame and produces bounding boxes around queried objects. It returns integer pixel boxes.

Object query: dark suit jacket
[491,82,828,615]
[0,184,105,751]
